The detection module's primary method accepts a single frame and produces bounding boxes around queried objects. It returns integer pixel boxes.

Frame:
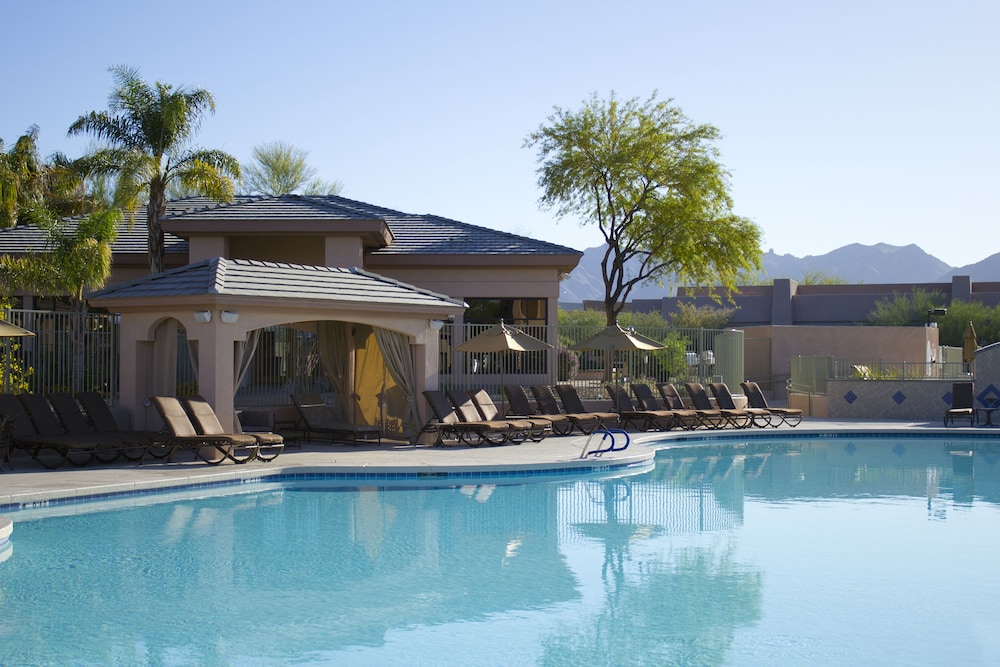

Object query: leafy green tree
[669,301,736,329]
[242,141,343,196]
[526,92,762,326]
[866,289,948,327]
[69,65,240,274]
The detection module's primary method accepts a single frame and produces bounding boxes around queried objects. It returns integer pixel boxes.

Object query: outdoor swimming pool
[2,434,1000,666]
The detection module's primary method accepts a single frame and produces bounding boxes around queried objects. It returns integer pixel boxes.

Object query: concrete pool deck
[0,418,994,509]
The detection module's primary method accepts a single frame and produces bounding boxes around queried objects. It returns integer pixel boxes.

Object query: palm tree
[0,207,120,390]
[69,65,240,274]
[242,141,343,196]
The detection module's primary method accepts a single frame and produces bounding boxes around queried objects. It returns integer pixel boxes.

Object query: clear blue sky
[4,0,998,268]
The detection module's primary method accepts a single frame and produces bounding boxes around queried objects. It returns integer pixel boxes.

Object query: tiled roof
[161,195,381,222]
[0,209,189,257]
[0,194,581,259]
[87,257,467,308]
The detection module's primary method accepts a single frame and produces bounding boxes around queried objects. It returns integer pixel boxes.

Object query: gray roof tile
[87,257,467,308]
[0,194,581,260]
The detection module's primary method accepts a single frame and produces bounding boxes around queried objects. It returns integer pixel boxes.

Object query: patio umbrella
[456,320,553,415]
[0,320,34,393]
[570,323,666,352]
[570,324,666,410]
[963,321,978,372]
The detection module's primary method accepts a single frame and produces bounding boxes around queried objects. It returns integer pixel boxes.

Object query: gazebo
[87,256,466,439]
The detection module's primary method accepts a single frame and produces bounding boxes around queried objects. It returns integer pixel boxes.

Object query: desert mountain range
[560,243,1000,304]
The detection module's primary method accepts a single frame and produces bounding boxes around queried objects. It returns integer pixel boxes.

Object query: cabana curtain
[235,329,261,390]
[373,327,420,441]
[317,320,351,420]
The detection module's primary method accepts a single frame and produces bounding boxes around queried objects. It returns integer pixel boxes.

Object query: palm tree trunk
[147,182,167,274]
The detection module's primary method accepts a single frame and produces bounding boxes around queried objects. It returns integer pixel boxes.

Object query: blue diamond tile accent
[892,443,906,456]
[977,384,1000,407]
[844,390,857,404]
[943,391,953,404]
[892,391,906,405]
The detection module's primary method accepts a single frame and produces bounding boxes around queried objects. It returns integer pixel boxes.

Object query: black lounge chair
[468,389,551,441]
[447,389,536,444]
[552,384,620,429]
[75,391,167,457]
[740,381,803,427]
[683,382,750,429]
[709,382,773,428]
[504,385,575,436]
[150,396,260,464]
[48,392,150,461]
[658,382,725,429]
[632,383,700,430]
[0,394,103,469]
[290,393,381,446]
[184,397,284,462]
[421,390,516,446]
[603,384,677,431]
[529,385,605,434]
[943,381,977,427]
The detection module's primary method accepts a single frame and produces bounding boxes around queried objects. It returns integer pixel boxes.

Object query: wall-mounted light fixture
[926,307,947,327]
[193,310,212,323]
[430,319,445,331]
[221,310,240,324]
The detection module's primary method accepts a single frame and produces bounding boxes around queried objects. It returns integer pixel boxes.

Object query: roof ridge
[349,266,466,307]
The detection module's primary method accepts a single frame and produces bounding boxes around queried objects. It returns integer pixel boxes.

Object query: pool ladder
[579,429,630,458]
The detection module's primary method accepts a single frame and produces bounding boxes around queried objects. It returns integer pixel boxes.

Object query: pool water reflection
[1,436,999,666]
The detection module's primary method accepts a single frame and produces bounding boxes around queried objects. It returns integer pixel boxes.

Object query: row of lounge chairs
[0,392,284,470]
[420,380,801,446]
[422,389,553,446]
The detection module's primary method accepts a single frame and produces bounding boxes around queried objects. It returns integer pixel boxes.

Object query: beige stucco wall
[745,324,939,394]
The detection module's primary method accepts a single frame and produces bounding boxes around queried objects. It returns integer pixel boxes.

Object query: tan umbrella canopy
[963,321,978,368]
[456,320,553,415]
[0,321,34,338]
[570,323,666,352]
[456,320,553,354]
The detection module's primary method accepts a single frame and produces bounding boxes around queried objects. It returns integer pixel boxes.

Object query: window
[463,298,547,325]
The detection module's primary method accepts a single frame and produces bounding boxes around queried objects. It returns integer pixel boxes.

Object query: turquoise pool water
[2,435,1000,666]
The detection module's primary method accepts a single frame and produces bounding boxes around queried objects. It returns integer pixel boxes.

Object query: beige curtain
[317,320,352,420]
[234,329,261,390]
[374,327,420,442]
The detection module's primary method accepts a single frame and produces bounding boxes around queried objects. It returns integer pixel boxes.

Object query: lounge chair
[48,392,151,461]
[603,384,677,431]
[709,382,772,428]
[504,385,575,435]
[149,396,260,464]
[20,393,126,463]
[657,382,724,429]
[421,389,517,446]
[683,383,751,429]
[553,384,620,429]
[740,381,803,427]
[527,385,605,434]
[290,393,381,446]
[632,383,700,430]
[446,389,536,444]
[184,397,284,462]
[0,394,103,469]
[943,381,977,427]
[467,389,551,441]
[75,391,168,457]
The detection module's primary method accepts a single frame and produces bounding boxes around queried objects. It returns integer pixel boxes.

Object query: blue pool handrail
[580,429,631,458]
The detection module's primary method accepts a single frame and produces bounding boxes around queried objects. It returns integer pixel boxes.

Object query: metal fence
[790,350,970,395]
[443,324,743,401]
[1,313,741,407]
[1,308,119,399]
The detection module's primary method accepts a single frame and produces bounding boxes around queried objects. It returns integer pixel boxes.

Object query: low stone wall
[799,380,957,421]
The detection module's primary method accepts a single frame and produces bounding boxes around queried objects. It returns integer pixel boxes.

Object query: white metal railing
[1,309,119,399]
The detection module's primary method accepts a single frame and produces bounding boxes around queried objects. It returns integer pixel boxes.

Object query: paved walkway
[0,418,985,508]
